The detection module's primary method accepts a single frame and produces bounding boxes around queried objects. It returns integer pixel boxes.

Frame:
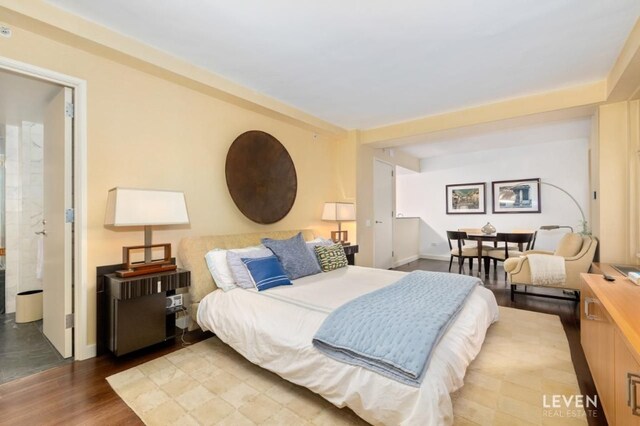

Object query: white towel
[36,236,44,280]
[527,254,566,285]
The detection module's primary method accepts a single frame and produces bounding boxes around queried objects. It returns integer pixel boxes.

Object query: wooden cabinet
[105,269,190,356]
[581,270,640,424]
[615,329,640,425]
[581,282,616,423]
[343,244,359,265]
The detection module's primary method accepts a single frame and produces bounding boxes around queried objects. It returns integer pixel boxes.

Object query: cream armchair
[503,233,598,301]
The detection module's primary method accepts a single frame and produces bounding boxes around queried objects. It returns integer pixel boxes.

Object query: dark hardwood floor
[0,329,212,425]
[0,261,606,425]
[395,258,607,426]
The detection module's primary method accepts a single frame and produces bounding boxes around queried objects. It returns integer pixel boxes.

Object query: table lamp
[104,187,189,277]
[322,202,356,243]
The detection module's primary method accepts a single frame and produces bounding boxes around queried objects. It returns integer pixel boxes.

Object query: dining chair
[487,232,534,281]
[446,231,489,274]
[504,229,537,249]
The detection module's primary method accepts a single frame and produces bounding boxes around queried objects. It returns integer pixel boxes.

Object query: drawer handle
[628,372,640,416]
[584,297,598,320]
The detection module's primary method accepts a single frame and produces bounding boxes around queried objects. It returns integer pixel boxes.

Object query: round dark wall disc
[225,131,297,224]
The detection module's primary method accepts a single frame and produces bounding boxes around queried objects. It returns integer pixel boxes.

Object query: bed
[178,230,499,425]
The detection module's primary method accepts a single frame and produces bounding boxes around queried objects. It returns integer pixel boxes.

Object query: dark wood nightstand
[103,268,190,356]
[342,244,359,265]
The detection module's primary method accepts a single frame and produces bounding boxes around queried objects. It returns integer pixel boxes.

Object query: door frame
[372,158,395,269]
[0,56,92,360]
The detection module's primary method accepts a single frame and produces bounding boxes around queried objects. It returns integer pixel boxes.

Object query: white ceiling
[0,70,62,126]
[45,1,640,129]
[397,116,592,159]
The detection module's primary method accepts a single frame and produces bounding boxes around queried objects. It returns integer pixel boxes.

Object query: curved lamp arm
[540,181,586,223]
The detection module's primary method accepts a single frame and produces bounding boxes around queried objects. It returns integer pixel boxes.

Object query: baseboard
[76,343,96,360]
[419,254,450,262]
[392,255,419,268]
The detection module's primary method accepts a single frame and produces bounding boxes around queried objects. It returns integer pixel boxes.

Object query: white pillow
[205,245,268,291]
[308,237,333,244]
[226,245,270,289]
[204,249,237,292]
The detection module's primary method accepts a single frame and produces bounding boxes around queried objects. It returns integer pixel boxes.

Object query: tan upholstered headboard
[178,229,316,320]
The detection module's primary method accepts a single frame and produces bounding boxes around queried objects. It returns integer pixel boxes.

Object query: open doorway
[0,69,74,384]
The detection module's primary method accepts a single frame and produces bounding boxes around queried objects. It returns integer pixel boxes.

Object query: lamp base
[331,230,349,244]
[115,263,176,278]
[116,243,175,277]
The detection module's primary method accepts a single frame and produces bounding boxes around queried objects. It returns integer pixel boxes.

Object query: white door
[42,87,73,358]
[373,160,394,269]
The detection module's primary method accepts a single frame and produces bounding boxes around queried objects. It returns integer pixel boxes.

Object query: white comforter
[197,266,499,425]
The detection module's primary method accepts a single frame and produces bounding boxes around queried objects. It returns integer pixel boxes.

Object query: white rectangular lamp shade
[322,202,356,221]
[104,187,189,226]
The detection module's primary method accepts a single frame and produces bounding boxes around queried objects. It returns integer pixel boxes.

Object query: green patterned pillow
[314,244,348,272]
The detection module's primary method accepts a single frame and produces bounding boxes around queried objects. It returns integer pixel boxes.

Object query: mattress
[197,266,499,425]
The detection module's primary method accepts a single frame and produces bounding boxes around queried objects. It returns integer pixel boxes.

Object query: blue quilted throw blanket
[312,271,479,387]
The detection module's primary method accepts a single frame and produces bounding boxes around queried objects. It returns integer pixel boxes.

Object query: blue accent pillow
[241,255,292,291]
[262,232,322,279]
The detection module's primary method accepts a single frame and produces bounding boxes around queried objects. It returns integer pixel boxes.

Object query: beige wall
[329,130,358,242]
[589,111,600,245]
[0,24,353,347]
[594,100,640,264]
[356,140,420,267]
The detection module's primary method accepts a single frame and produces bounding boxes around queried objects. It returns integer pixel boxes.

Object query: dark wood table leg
[483,239,491,277]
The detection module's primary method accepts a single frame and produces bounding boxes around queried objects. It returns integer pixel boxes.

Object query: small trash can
[15,289,43,323]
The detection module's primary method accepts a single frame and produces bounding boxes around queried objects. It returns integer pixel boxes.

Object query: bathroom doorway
[0,69,75,384]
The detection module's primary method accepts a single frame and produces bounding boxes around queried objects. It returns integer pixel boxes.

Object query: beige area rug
[107,307,587,426]
[452,308,587,426]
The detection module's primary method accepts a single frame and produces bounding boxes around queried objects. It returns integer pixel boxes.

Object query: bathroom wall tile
[4,122,45,313]
[20,123,43,294]
[4,126,19,157]
[5,186,19,201]
[4,215,17,230]
[5,199,21,213]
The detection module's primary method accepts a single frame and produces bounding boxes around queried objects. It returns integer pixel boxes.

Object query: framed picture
[492,178,541,214]
[445,182,486,214]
